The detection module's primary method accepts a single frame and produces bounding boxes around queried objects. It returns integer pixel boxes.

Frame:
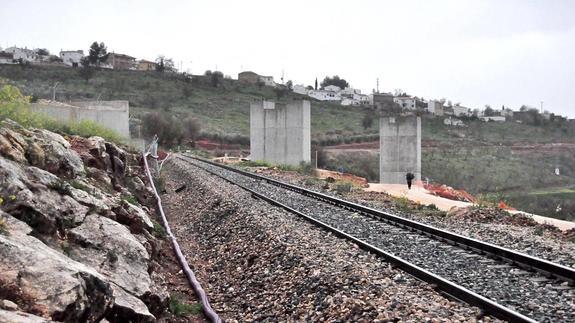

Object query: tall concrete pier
[379,115,421,184]
[250,100,311,166]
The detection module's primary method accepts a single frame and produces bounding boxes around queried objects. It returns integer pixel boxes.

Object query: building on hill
[292,84,308,95]
[323,85,342,93]
[393,95,416,109]
[452,105,471,117]
[373,92,397,112]
[238,71,276,87]
[60,50,84,67]
[0,52,15,64]
[308,89,341,101]
[501,107,514,117]
[480,116,506,122]
[4,47,37,62]
[138,59,157,71]
[108,53,136,70]
[444,117,464,126]
[427,100,444,116]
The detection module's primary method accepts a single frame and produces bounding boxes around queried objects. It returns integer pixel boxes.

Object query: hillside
[1,64,574,220]
[0,65,375,143]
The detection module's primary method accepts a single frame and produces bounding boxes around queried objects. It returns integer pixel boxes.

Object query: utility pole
[52,82,60,101]
[376,78,379,93]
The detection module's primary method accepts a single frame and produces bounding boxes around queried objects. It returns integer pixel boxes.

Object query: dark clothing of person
[406,172,415,190]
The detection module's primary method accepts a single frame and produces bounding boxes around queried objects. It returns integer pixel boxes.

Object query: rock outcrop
[0,120,169,322]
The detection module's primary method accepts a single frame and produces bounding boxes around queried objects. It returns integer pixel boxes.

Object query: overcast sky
[1,0,574,117]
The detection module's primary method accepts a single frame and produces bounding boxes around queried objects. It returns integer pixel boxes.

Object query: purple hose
[143,153,222,323]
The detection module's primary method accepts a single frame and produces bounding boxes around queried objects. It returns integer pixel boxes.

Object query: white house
[60,50,84,67]
[393,96,416,109]
[260,75,275,87]
[452,105,470,117]
[323,85,342,93]
[444,117,465,126]
[427,100,444,116]
[480,116,506,122]
[5,47,36,62]
[308,89,341,101]
[293,84,308,95]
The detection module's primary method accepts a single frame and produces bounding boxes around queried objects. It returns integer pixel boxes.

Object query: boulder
[0,212,114,321]
[68,214,152,298]
[106,284,155,323]
[0,309,51,323]
[30,129,85,178]
[125,176,153,205]
[1,299,19,311]
[5,188,88,235]
[112,200,154,233]
[0,127,28,164]
[70,136,111,172]
[25,141,45,169]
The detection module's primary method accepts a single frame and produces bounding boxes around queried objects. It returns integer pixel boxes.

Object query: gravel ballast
[161,158,497,322]
[179,156,575,322]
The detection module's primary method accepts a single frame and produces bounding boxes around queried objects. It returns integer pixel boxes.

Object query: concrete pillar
[250,100,311,165]
[379,115,421,184]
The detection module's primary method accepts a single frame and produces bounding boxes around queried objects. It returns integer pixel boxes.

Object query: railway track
[177,154,575,323]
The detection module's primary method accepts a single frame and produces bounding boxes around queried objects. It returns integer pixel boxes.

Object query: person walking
[406,172,415,190]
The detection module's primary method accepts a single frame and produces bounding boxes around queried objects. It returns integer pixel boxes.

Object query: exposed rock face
[0,212,113,321]
[69,214,152,297]
[0,309,52,323]
[0,120,169,322]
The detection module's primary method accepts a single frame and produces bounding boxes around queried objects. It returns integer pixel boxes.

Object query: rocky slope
[0,119,175,322]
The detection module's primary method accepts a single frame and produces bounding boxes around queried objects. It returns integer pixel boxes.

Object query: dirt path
[365,183,575,231]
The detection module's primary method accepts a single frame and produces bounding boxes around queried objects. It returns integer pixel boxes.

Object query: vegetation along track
[177,154,575,323]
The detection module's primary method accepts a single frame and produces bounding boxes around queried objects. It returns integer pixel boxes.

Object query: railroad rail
[177,154,575,323]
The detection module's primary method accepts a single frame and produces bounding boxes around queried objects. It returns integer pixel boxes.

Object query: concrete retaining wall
[379,115,421,184]
[250,100,311,166]
[30,101,130,138]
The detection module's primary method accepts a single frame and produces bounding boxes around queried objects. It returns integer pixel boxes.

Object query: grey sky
[1,0,574,117]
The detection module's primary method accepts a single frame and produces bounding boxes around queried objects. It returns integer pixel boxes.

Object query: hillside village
[1,43,571,126]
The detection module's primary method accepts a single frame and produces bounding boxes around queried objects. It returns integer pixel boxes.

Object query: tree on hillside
[320,75,348,89]
[88,41,109,67]
[314,78,318,90]
[155,55,175,72]
[274,85,289,99]
[210,71,224,87]
[78,57,95,83]
[183,115,201,144]
[36,48,50,56]
[286,80,293,91]
[362,109,377,130]
[484,105,495,116]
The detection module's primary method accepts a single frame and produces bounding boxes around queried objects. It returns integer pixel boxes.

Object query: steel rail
[177,154,537,323]
[180,154,575,285]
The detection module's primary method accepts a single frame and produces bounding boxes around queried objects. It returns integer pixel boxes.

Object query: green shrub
[334,181,353,194]
[152,221,167,239]
[239,160,272,168]
[0,217,9,236]
[169,296,202,316]
[395,196,411,211]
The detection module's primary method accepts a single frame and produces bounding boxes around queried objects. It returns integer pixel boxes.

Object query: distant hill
[0,65,375,143]
[2,64,575,220]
